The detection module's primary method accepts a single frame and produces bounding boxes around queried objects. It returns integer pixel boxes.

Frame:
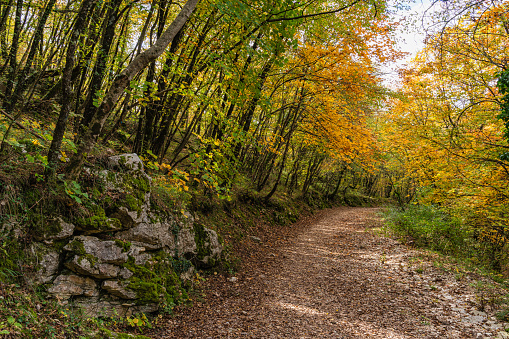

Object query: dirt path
[150,207,509,338]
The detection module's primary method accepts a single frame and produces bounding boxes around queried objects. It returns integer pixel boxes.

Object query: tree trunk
[66,0,200,179]
[46,0,99,175]
[5,0,57,111]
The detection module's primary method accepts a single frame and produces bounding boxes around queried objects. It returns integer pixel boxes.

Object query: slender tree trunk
[66,0,200,179]
[46,0,99,176]
[80,0,123,128]
[5,0,57,111]
[2,0,23,108]
[0,0,14,60]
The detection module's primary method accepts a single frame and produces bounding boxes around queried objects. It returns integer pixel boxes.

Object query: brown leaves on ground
[148,207,509,338]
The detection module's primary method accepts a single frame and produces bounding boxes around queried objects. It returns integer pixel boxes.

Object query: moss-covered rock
[75,204,123,234]
[47,274,99,300]
[123,252,188,308]
[26,242,61,284]
[64,236,129,265]
[107,153,145,172]
[193,223,222,268]
[116,220,176,251]
[33,217,75,241]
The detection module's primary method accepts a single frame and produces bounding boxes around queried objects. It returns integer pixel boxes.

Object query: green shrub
[382,205,474,258]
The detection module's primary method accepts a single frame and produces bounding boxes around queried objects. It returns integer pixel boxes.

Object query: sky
[383,0,433,87]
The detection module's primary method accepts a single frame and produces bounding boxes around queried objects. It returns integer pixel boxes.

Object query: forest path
[150,207,509,338]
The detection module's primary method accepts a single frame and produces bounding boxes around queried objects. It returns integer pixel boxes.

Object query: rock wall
[28,154,222,317]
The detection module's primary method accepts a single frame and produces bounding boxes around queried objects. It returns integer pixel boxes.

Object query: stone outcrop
[102,280,137,299]
[27,153,222,317]
[47,274,99,300]
[116,220,176,251]
[28,243,60,284]
[65,256,121,279]
[35,217,75,242]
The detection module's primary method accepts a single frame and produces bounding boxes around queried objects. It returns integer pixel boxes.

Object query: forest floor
[147,207,509,338]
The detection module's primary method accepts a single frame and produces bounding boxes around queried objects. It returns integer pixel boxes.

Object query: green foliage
[0,284,99,337]
[497,68,509,154]
[382,205,474,257]
[63,179,89,204]
[382,205,509,274]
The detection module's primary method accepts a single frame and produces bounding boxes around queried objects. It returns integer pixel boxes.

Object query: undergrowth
[382,204,509,322]
[382,205,474,258]
[382,204,509,273]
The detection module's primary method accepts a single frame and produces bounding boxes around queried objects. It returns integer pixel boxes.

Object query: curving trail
[150,207,509,338]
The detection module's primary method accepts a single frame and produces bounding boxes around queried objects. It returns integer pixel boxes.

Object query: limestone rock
[75,297,158,317]
[95,167,151,197]
[108,153,144,172]
[102,280,137,299]
[29,243,61,284]
[64,236,129,265]
[179,265,195,282]
[18,154,226,317]
[111,205,149,229]
[65,256,120,279]
[176,222,222,267]
[177,226,197,259]
[117,222,175,251]
[127,246,152,265]
[35,217,75,241]
[194,225,222,267]
[119,267,134,280]
[48,274,99,300]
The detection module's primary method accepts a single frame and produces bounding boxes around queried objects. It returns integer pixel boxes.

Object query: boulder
[108,153,144,172]
[48,274,99,300]
[65,256,120,279]
[102,280,137,299]
[101,170,151,194]
[117,221,175,251]
[75,297,158,317]
[64,236,129,265]
[194,224,222,267]
[35,217,75,241]
[29,243,60,284]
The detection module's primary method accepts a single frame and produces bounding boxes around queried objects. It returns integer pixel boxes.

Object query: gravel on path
[150,207,509,338]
